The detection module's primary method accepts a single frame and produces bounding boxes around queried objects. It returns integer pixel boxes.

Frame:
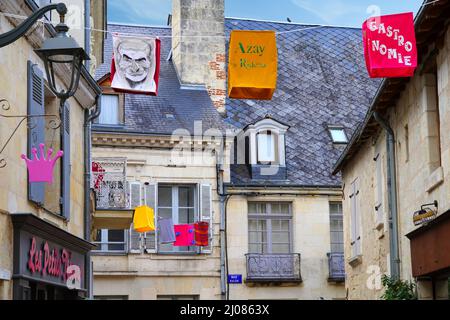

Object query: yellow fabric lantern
[133,206,155,233]
[228,30,278,100]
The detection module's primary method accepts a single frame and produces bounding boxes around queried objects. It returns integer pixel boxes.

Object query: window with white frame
[98,94,120,125]
[93,229,127,252]
[329,202,344,253]
[248,202,292,254]
[236,117,289,166]
[158,185,197,253]
[257,130,277,163]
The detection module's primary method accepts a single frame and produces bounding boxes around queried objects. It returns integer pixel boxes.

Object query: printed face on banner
[112,36,158,93]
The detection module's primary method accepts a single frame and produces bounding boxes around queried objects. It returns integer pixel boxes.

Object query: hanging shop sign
[111,35,161,95]
[21,143,63,184]
[133,206,155,233]
[413,208,437,226]
[228,30,278,100]
[362,12,417,78]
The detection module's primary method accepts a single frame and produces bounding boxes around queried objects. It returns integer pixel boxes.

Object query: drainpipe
[216,137,227,299]
[84,95,101,299]
[84,0,91,71]
[373,112,400,280]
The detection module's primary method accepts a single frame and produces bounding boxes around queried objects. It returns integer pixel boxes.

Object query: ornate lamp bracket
[0,99,61,168]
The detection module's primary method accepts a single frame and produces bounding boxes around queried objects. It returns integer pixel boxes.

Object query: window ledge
[348,255,362,268]
[426,166,444,193]
[91,252,128,257]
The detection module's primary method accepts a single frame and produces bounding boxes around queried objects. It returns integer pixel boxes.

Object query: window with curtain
[158,185,197,253]
[257,131,276,163]
[329,202,344,253]
[248,202,292,254]
[99,94,120,125]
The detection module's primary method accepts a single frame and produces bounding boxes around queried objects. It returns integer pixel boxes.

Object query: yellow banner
[228,30,278,100]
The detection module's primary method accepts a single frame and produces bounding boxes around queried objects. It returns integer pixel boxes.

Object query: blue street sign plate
[228,274,242,284]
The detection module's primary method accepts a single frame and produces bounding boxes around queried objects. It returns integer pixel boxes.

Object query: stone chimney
[172,0,226,114]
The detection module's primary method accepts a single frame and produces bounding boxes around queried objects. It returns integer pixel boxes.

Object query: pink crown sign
[21,144,63,184]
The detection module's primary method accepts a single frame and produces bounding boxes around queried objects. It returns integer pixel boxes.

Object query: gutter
[84,0,91,72]
[373,112,400,280]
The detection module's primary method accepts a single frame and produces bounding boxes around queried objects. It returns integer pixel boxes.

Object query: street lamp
[0,2,89,102]
[35,11,90,101]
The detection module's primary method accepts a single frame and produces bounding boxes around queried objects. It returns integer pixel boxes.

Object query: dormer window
[237,116,289,167]
[328,126,348,144]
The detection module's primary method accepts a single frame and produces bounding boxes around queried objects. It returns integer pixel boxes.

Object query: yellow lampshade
[133,206,155,233]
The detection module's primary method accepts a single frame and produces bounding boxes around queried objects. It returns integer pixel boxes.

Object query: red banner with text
[362,12,417,78]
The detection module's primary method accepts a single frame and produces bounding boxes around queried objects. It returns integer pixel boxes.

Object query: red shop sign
[362,12,417,78]
[27,237,81,284]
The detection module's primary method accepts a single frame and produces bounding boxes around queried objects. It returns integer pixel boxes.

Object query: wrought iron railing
[91,158,129,210]
[245,253,302,282]
[327,252,345,282]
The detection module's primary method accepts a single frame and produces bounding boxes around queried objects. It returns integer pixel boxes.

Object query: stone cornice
[92,132,232,149]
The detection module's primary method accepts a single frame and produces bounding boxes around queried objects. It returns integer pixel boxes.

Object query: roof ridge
[225,16,361,29]
[108,21,172,29]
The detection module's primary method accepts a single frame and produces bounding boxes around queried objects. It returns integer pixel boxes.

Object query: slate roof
[94,23,233,135]
[224,18,381,187]
[94,19,381,188]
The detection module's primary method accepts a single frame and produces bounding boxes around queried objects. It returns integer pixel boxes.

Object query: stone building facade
[334,0,450,300]
[0,0,103,300]
[89,0,379,300]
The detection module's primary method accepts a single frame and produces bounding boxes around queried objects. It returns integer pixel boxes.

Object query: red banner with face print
[362,12,417,78]
[110,35,161,95]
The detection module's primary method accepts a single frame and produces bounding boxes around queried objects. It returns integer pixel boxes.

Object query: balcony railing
[92,158,129,210]
[327,252,345,282]
[245,253,302,283]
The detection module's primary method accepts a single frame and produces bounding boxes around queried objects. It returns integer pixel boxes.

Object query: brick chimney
[172,0,226,114]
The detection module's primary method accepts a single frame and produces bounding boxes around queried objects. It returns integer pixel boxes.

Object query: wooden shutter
[27,61,45,205]
[129,182,142,253]
[350,180,357,257]
[375,154,384,224]
[144,183,157,252]
[199,184,213,254]
[354,179,361,256]
[61,102,71,220]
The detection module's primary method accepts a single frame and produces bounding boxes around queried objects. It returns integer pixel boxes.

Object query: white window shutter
[129,182,142,254]
[144,183,157,253]
[200,184,213,254]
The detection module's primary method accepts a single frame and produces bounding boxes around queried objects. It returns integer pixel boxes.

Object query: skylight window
[329,127,348,144]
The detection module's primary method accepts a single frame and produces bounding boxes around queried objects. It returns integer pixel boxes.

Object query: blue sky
[108,0,425,27]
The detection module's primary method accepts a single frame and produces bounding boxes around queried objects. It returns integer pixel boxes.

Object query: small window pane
[272,244,290,254]
[257,132,275,162]
[99,95,120,125]
[329,128,348,143]
[179,208,195,224]
[158,186,172,207]
[179,186,194,208]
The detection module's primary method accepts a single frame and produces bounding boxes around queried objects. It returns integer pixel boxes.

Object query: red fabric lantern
[194,222,209,247]
[362,12,417,78]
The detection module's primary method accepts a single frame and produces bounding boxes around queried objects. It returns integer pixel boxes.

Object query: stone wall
[341,25,450,299]
[172,0,226,113]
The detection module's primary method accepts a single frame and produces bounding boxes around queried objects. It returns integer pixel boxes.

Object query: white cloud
[109,0,171,24]
[291,0,364,25]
